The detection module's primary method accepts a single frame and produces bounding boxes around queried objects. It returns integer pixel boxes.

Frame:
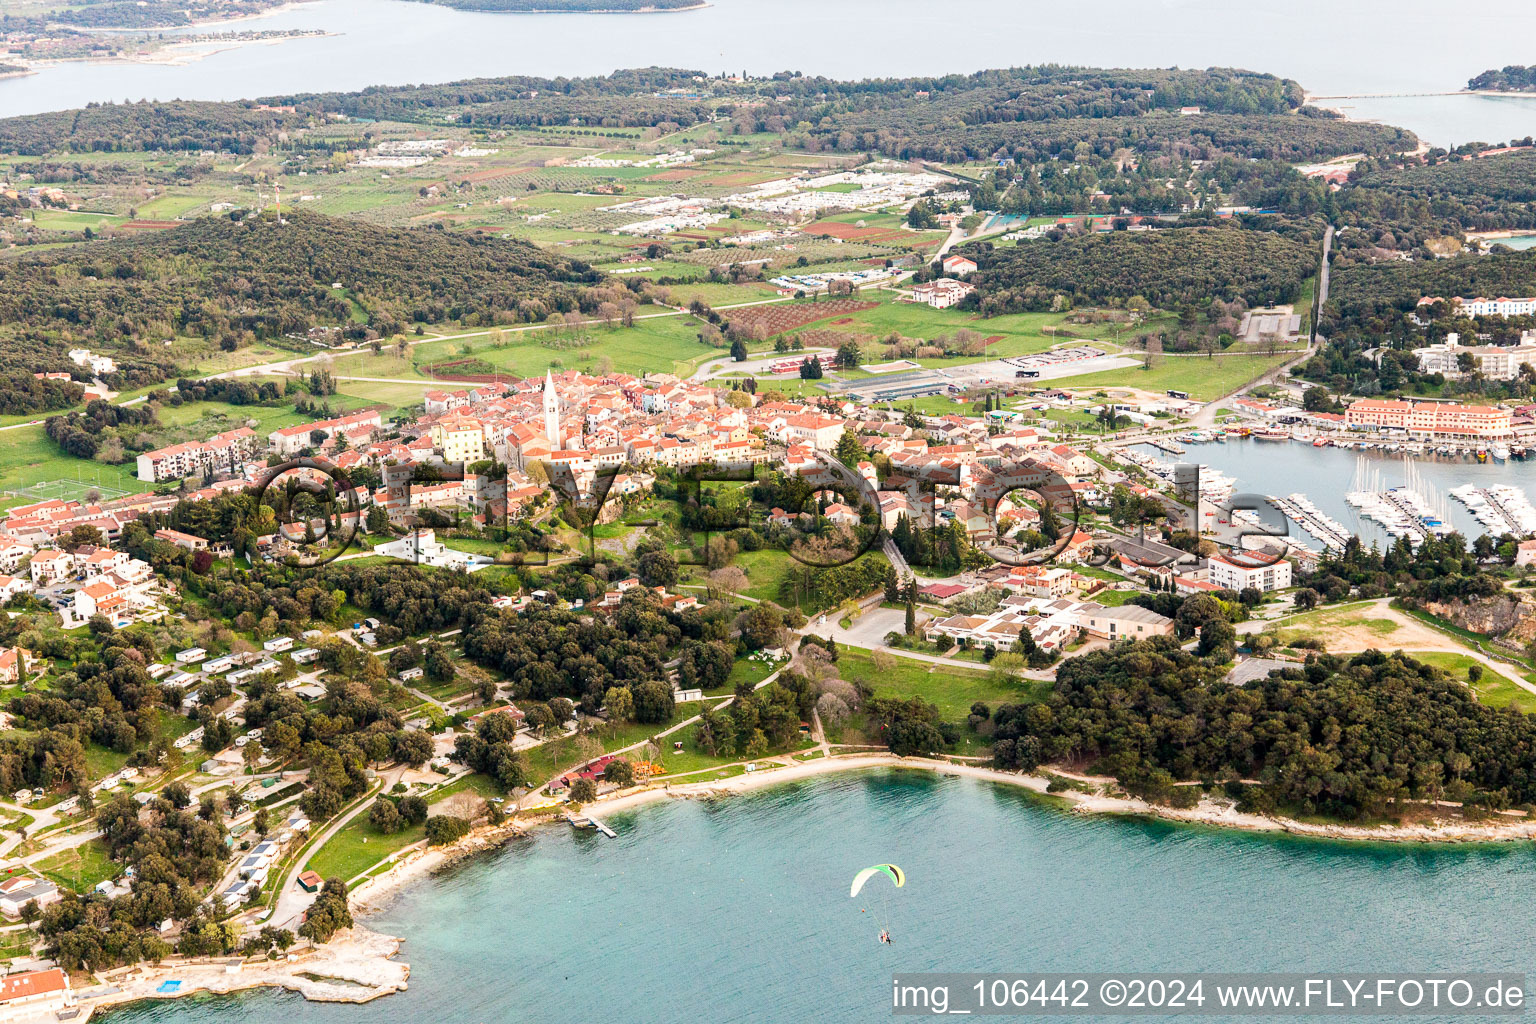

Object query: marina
[1450,484,1536,536]
[1125,439,1536,550]
[1267,494,1352,552]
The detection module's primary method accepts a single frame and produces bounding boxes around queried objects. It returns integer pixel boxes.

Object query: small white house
[263,637,294,654]
[174,648,208,664]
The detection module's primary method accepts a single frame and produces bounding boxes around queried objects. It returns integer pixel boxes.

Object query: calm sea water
[1135,439,1536,548]
[99,770,1536,1023]
[4,0,1536,145]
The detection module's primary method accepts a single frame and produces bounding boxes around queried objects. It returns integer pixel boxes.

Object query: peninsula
[0,58,1529,1021]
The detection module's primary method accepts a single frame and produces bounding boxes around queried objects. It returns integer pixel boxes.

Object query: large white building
[1208,554,1292,593]
[911,278,975,309]
[268,410,383,457]
[1449,296,1536,318]
[136,427,259,483]
[1414,340,1536,381]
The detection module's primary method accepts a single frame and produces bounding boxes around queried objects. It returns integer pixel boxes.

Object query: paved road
[1312,224,1334,345]
[270,777,390,930]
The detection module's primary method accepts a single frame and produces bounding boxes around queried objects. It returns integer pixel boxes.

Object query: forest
[1468,66,1536,92]
[0,66,1412,169]
[103,66,1404,163]
[990,639,1536,820]
[1323,249,1536,339]
[964,225,1318,313]
[0,211,598,357]
[1342,150,1536,233]
[0,100,310,155]
[48,0,286,28]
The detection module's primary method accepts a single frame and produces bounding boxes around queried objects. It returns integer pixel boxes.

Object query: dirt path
[1255,598,1536,696]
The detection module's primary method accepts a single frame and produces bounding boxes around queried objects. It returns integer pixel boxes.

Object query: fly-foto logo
[254,451,1299,578]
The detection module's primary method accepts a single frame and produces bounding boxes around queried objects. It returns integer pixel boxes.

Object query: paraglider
[850,864,905,943]
[849,864,905,898]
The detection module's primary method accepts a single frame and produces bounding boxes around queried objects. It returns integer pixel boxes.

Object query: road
[1183,224,1332,429]
[1236,597,1536,698]
[1312,224,1334,344]
[269,774,401,930]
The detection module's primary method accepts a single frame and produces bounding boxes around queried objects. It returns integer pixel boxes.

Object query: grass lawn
[304,815,424,883]
[36,841,119,893]
[833,648,1050,720]
[1047,351,1299,402]
[651,281,785,308]
[1407,651,1536,713]
[719,655,779,694]
[650,720,815,777]
[732,548,887,614]
[82,744,131,779]
[26,209,124,232]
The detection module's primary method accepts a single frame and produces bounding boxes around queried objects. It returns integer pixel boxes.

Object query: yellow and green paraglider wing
[849,864,905,898]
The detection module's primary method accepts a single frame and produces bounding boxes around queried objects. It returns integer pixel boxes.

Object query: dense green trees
[1344,150,1536,233]
[967,226,1317,313]
[990,639,1536,820]
[0,212,596,357]
[299,879,354,942]
[0,98,309,155]
[1468,67,1536,92]
[1324,249,1536,339]
[695,675,816,758]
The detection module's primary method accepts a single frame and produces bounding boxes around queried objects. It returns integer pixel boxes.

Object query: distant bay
[3,0,1536,147]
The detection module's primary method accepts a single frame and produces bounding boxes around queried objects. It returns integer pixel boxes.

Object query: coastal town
[0,40,1534,1023]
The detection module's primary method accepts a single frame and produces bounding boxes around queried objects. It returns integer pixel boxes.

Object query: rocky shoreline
[82,754,1534,1017]
[72,924,408,1021]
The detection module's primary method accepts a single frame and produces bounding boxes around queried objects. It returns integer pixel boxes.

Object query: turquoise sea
[101,770,1536,1023]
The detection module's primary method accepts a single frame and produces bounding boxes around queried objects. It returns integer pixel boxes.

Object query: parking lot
[832,352,1140,403]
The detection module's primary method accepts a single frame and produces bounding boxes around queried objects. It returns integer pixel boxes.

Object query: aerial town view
[0,0,1535,1021]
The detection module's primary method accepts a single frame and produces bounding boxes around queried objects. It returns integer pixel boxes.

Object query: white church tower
[543,369,562,450]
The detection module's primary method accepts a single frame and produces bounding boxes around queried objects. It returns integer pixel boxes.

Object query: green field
[833,648,1050,720]
[326,313,715,381]
[304,815,424,883]
[0,425,142,496]
[1047,351,1300,402]
[1406,652,1536,713]
[25,209,124,232]
[36,841,119,893]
